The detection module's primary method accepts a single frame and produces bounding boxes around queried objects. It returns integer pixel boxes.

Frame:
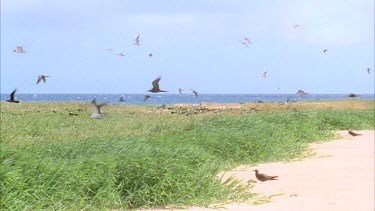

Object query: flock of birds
[6,29,371,185]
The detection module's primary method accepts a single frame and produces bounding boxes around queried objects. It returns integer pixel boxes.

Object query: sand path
[146,130,374,211]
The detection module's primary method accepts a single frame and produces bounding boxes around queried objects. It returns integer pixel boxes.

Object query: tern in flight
[148,76,167,93]
[90,98,107,118]
[37,75,50,84]
[191,89,198,97]
[6,89,20,103]
[261,71,268,78]
[134,35,140,45]
[178,88,184,95]
[13,46,26,53]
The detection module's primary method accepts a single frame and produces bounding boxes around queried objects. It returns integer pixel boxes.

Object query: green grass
[1,100,374,210]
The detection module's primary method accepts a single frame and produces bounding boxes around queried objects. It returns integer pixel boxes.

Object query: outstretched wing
[37,77,42,84]
[10,89,16,100]
[152,77,161,90]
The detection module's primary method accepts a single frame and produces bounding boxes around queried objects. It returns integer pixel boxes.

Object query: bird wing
[152,77,161,90]
[42,76,46,83]
[91,103,100,114]
[10,89,16,100]
[37,77,42,84]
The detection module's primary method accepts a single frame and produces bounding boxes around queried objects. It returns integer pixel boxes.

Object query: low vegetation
[1,99,374,210]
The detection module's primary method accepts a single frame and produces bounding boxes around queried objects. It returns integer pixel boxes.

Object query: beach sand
[145,130,374,211]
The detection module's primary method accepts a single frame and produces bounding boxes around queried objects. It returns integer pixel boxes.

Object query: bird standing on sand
[148,76,167,93]
[178,88,184,94]
[6,89,20,103]
[143,95,151,102]
[261,71,268,78]
[253,169,278,182]
[191,89,198,97]
[90,98,107,118]
[13,46,26,53]
[37,75,50,84]
[134,35,140,45]
[348,129,362,136]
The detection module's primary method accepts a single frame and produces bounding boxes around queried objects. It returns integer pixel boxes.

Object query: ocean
[1,94,374,105]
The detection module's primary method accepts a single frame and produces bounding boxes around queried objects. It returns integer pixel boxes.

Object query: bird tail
[271,176,278,180]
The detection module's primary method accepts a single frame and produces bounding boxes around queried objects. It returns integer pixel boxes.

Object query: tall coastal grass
[1,100,374,210]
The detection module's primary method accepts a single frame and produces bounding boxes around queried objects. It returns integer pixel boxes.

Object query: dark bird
[149,53,153,58]
[134,35,140,45]
[244,37,251,44]
[261,71,268,78]
[253,169,278,182]
[191,89,198,97]
[119,96,125,102]
[348,93,358,97]
[296,89,308,96]
[6,89,20,103]
[367,68,371,74]
[348,129,362,136]
[90,98,107,118]
[178,88,184,95]
[323,49,328,53]
[148,76,167,93]
[13,46,26,53]
[37,75,50,84]
[118,53,124,56]
[143,95,151,102]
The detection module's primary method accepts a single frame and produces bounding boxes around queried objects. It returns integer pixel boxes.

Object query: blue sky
[1,0,374,94]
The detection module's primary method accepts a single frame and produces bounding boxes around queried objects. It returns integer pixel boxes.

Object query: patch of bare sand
[144,130,374,211]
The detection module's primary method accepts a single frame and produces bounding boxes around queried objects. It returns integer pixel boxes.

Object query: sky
[1,0,374,94]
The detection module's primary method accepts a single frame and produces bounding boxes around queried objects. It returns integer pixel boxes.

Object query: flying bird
[261,71,268,78]
[157,104,166,113]
[37,75,50,84]
[293,24,301,29]
[90,98,107,118]
[6,89,20,103]
[149,53,153,58]
[241,42,249,48]
[253,169,278,182]
[348,93,358,97]
[244,37,251,44]
[13,46,26,53]
[191,89,198,97]
[148,76,167,93]
[178,88,184,95]
[107,48,113,52]
[348,129,362,137]
[118,53,124,56]
[143,95,151,102]
[367,68,371,74]
[134,35,140,45]
[323,49,328,53]
[296,90,308,96]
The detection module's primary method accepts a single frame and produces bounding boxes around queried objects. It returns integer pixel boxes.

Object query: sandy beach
[147,130,374,211]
